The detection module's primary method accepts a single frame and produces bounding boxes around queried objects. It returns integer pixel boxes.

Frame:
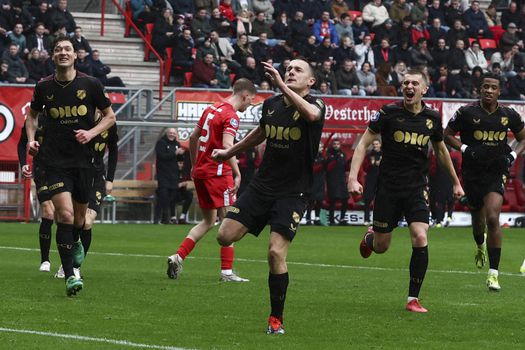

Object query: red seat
[489,25,505,44]
[144,23,154,61]
[468,37,477,46]
[108,92,126,104]
[184,72,192,87]
[348,10,362,21]
[479,38,497,50]
[124,0,133,37]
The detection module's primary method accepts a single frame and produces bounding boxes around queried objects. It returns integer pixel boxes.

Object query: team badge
[292,211,301,224]
[426,119,433,129]
[501,117,508,126]
[230,118,239,128]
[77,90,86,100]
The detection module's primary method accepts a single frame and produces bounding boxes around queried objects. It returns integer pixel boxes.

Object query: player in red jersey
[167,78,256,281]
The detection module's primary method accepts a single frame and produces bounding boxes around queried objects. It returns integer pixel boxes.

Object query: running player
[18,119,54,272]
[26,36,116,296]
[444,72,525,291]
[212,58,326,334]
[166,78,256,282]
[348,69,464,313]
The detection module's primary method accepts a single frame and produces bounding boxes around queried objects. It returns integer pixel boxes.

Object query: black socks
[39,218,53,263]
[409,246,428,298]
[269,272,289,319]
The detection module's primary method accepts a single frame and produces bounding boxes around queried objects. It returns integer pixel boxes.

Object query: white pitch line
[0,245,523,277]
[0,327,189,350]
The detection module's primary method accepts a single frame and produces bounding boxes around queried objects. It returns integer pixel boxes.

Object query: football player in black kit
[444,73,525,291]
[348,70,464,313]
[26,37,116,296]
[212,58,325,334]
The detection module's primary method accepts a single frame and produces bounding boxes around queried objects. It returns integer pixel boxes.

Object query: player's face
[53,41,76,68]
[401,73,428,105]
[479,77,500,104]
[284,60,315,91]
[238,93,255,112]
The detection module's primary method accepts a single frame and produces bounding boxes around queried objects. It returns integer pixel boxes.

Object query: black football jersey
[369,101,443,189]
[250,94,326,196]
[18,115,46,168]
[92,123,119,181]
[447,101,524,176]
[30,72,112,168]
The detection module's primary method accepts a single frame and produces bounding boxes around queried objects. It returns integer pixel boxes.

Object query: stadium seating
[489,25,505,44]
[479,38,497,50]
[103,180,157,223]
[348,10,362,21]
[144,23,154,61]
[184,72,193,87]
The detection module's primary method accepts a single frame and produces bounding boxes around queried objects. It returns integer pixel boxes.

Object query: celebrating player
[212,58,326,334]
[348,70,464,313]
[26,37,116,296]
[166,78,256,282]
[444,73,525,291]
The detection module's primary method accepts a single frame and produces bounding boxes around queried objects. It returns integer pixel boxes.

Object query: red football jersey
[192,102,240,179]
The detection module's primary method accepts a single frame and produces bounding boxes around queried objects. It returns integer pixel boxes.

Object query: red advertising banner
[0,87,33,162]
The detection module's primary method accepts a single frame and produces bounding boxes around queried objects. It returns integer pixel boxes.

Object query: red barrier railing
[100,0,164,99]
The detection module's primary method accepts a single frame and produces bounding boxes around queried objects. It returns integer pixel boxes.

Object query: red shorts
[194,176,235,209]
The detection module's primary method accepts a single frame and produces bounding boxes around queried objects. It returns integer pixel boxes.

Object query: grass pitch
[0,222,524,350]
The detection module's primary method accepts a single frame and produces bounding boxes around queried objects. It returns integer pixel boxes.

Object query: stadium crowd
[0,0,125,87]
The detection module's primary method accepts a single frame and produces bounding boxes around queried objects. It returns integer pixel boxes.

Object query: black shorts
[45,166,95,204]
[33,165,51,203]
[225,185,308,241]
[88,171,106,213]
[463,173,506,211]
[372,183,430,233]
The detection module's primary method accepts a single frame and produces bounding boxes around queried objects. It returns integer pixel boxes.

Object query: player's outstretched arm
[432,140,465,199]
[212,126,266,162]
[348,128,376,195]
[75,106,116,144]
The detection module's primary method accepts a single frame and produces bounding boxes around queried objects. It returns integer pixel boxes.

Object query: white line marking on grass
[0,327,189,350]
[0,245,523,277]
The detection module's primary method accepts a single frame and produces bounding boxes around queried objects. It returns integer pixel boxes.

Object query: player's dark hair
[233,78,257,95]
[406,68,428,86]
[292,56,315,78]
[481,72,502,86]
[52,36,75,51]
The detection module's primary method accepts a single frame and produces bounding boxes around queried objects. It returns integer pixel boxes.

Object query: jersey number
[199,112,214,144]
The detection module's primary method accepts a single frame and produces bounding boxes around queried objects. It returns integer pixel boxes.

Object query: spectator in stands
[507,66,525,100]
[427,0,445,26]
[252,11,273,37]
[31,1,52,34]
[49,0,76,34]
[389,0,410,24]
[25,48,46,82]
[374,38,396,67]
[72,26,91,54]
[235,8,254,38]
[465,40,488,72]
[74,48,92,76]
[331,0,348,20]
[290,10,311,45]
[210,7,232,37]
[155,128,184,225]
[484,3,501,28]
[362,139,382,226]
[209,30,239,71]
[449,39,467,73]
[197,36,217,62]
[8,22,27,57]
[90,50,126,87]
[191,53,218,88]
[393,39,411,66]
[276,57,290,79]
[357,61,377,96]
[446,18,470,49]
[433,64,463,98]
[410,0,429,24]
[428,18,447,49]
[11,0,34,34]
[0,7,10,56]
[316,36,335,63]
[312,11,338,44]
[252,0,274,23]
[130,0,153,21]
[362,0,389,28]
[152,8,176,57]
[375,63,397,97]
[232,33,253,66]
[169,0,194,18]
[272,11,290,41]
[390,60,407,94]
[135,3,156,33]
[219,0,236,22]
[1,43,33,84]
[192,7,212,44]
[500,22,523,52]
[489,63,509,88]
[431,38,449,68]
[511,43,525,71]
[373,18,398,46]
[326,139,349,225]
[216,61,232,88]
[491,49,516,78]
[194,0,215,13]
[236,56,261,85]
[49,23,67,43]
[463,0,492,39]
[354,34,374,70]
[410,38,434,71]
[172,28,195,71]
[468,65,484,98]
[313,0,333,22]
[0,60,8,82]
[252,32,271,62]
[445,0,463,27]
[334,35,356,69]
[336,58,363,96]
[27,23,51,54]
[411,19,430,46]
[396,16,413,46]
[501,1,521,30]
[456,64,473,97]
[315,59,337,92]
[335,13,353,44]
[296,34,318,64]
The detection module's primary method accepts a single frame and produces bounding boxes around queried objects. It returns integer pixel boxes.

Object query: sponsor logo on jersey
[77,90,86,100]
[49,105,88,119]
[473,130,506,142]
[265,124,302,141]
[393,131,430,146]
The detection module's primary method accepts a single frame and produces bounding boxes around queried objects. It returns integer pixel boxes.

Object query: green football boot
[66,275,83,296]
[72,239,85,268]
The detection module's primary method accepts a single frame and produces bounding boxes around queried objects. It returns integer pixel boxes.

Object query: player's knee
[485,214,500,230]
[374,242,389,254]
[42,207,54,220]
[56,208,74,224]
[268,246,285,265]
[216,231,232,247]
